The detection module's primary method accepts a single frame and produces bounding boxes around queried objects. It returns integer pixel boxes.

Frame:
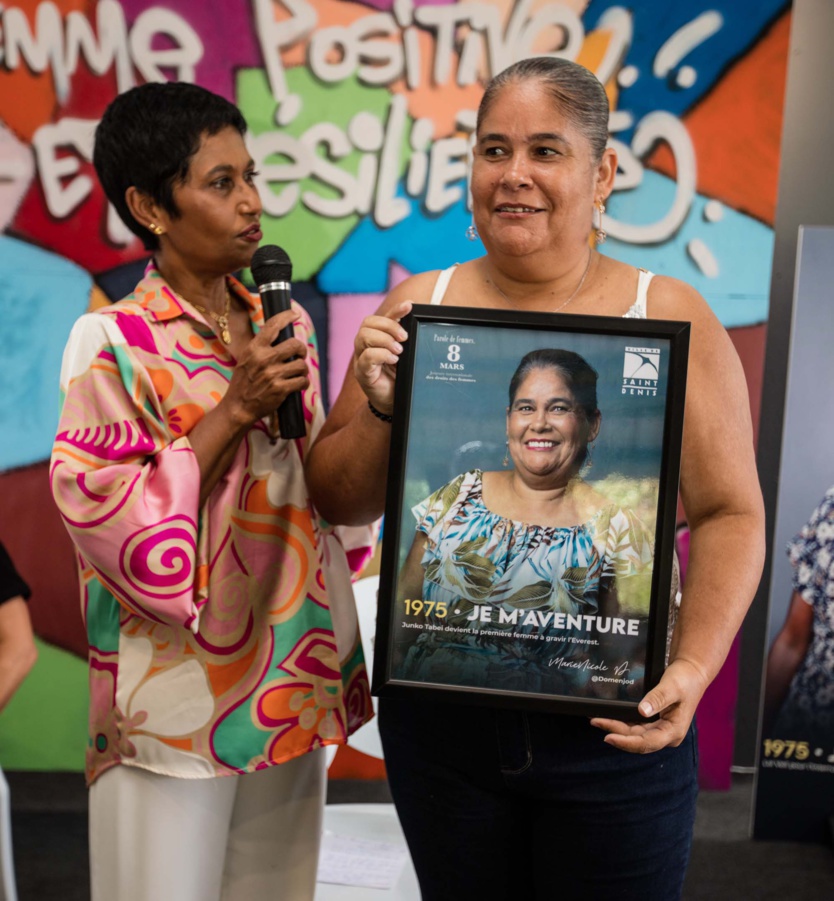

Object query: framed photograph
[371,304,690,719]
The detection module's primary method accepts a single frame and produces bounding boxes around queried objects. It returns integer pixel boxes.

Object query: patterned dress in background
[774,487,834,740]
[51,263,373,785]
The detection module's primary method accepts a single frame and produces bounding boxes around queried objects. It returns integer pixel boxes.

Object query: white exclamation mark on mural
[653,11,724,89]
[654,11,725,277]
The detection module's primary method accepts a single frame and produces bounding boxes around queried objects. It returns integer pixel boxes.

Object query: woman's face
[154,126,263,277]
[506,367,600,486]
[471,79,615,260]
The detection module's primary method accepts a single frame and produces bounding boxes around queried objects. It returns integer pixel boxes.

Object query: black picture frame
[372,304,690,720]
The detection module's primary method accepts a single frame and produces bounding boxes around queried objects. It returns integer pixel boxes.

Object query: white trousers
[0,766,18,901]
[89,749,326,901]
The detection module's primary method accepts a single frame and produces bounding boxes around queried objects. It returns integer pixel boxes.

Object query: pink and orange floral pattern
[51,263,373,784]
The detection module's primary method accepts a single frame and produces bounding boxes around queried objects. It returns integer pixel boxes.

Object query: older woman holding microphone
[50,82,372,901]
[306,57,764,900]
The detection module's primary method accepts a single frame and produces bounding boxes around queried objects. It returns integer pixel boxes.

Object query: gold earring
[594,201,606,245]
[148,223,164,236]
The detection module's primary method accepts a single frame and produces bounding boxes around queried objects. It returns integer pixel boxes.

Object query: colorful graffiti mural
[0,0,791,773]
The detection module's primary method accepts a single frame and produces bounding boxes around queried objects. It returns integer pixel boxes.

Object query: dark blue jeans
[379,697,698,901]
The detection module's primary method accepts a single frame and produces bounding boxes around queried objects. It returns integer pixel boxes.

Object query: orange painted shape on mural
[278,0,363,68]
[206,642,259,698]
[648,11,790,227]
[389,28,482,138]
[576,29,619,112]
[328,744,387,780]
[275,0,605,139]
[390,2,598,137]
[89,285,112,311]
[0,0,89,142]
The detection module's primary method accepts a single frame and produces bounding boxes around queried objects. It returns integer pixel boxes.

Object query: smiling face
[146,126,263,279]
[471,79,615,262]
[507,367,600,487]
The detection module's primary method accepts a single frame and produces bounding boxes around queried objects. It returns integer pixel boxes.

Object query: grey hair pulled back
[477,57,610,163]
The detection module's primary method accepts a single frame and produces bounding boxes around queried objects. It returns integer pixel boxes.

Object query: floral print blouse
[51,263,373,784]
[397,470,653,698]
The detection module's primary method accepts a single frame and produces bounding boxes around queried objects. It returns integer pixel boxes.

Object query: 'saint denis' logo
[622,346,659,396]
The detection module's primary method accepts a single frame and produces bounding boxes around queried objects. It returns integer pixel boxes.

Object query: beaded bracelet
[367,400,393,423]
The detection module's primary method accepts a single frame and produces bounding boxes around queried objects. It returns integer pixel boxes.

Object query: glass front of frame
[372,306,689,719]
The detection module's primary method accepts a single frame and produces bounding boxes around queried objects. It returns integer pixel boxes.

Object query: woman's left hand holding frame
[592,278,765,753]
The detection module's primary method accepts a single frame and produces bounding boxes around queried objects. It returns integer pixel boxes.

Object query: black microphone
[250,244,306,439]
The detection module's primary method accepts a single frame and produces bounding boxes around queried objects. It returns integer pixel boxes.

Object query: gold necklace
[181,290,233,344]
[487,251,593,314]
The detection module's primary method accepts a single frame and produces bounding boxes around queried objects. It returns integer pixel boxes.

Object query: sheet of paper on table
[317,831,409,889]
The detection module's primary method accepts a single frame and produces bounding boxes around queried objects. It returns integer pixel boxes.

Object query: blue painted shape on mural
[605,170,773,328]
[586,0,789,138]
[0,237,92,471]
[320,169,771,329]
[318,187,483,294]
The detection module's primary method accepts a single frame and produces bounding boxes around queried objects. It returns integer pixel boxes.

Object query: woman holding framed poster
[307,57,764,900]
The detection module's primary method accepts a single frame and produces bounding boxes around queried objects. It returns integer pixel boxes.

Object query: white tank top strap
[429,265,458,305]
[624,268,655,319]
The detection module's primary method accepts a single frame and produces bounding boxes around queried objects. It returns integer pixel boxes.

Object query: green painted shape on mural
[211,600,337,770]
[236,67,412,281]
[0,637,87,771]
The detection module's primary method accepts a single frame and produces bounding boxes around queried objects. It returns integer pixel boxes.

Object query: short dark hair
[93,82,247,250]
[477,57,610,162]
[508,348,599,418]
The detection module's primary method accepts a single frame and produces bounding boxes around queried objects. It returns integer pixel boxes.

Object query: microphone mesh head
[251,245,292,286]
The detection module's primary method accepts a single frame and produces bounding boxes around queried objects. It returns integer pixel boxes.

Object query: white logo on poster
[622,346,660,396]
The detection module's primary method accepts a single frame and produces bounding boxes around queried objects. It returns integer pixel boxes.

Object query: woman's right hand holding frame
[353,300,412,414]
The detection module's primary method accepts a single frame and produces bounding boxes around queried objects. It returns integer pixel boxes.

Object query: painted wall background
[0,0,790,777]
